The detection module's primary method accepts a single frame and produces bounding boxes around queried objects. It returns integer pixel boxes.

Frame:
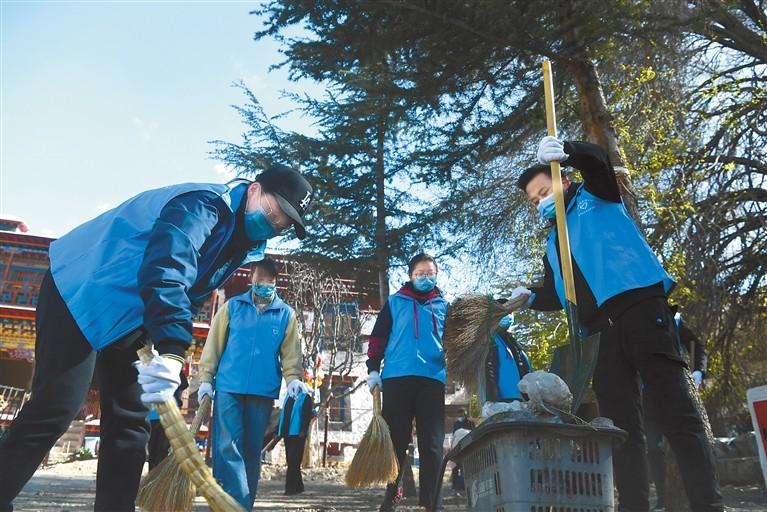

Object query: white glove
[198,382,214,402]
[537,136,569,165]
[134,349,183,404]
[367,371,383,392]
[287,379,310,398]
[692,370,703,389]
[510,286,533,310]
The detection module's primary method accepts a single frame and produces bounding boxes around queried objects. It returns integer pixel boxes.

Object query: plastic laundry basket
[440,412,626,512]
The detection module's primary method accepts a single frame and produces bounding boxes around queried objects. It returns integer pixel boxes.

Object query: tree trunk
[568,58,642,226]
[661,371,716,512]
[374,116,389,306]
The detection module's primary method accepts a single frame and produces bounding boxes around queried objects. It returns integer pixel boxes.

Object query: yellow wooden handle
[372,386,382,414]
[137,346,245,512]
[542,60,577,305]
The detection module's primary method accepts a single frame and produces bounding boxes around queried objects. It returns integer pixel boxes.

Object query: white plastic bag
[518,370,572,415]
[481,400,524,418]
[452,428,471,448]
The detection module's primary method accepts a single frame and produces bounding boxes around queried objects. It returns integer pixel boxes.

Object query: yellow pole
[542,60,577,306]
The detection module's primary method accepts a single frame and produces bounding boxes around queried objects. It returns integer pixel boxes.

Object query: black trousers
[382,376,445,508]
[643,397,666,506]
[284,436,305,494]
[0,271,150,512]
[592,297,722,512]
[147,419,171,471]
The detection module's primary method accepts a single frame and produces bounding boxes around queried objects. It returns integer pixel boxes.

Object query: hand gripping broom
[442,293,531,389]
[136,346,244,512]
[137,393,212,512]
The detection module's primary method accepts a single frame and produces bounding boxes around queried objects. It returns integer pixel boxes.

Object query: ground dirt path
[11,460,767,511]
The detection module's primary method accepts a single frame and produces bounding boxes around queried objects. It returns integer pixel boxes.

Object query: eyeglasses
[261,194,290,233]
[412,272,437,278]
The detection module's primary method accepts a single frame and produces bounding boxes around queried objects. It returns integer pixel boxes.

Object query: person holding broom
[366,252,448,512]
[196,256,310,510]
[0,165,313,512]
[513,136,722,512]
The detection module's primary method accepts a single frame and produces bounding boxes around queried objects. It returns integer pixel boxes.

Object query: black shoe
[379,483,403,511]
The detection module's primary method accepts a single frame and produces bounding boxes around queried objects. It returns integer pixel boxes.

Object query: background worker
[196,257,309,510]
[366,253,448,512]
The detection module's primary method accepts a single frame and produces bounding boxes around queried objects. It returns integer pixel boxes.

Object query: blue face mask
[499,314,514,329]
[413,275,437,293]
[537,193,556,221]
[244,208,279,241]
[252,282,276,299]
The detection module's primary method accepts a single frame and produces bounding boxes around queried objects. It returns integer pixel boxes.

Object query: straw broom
[136,346,244,512]
[345,387,398,488]
[443,293,530,390]
[137,394,212,512]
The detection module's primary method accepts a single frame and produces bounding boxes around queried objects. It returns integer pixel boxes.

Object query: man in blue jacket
[514,136,721,512]
[0,165,313,512]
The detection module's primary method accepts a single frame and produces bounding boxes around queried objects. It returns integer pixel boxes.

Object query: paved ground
[10,459,767,511]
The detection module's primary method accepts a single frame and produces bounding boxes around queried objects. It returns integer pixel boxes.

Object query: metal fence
[0,384,29,425]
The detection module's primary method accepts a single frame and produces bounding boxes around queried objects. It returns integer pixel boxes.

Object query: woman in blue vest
[277,388,314,495]
[197,257,308,510]
[0,165,313,512]
[485,314,532,403]
[366,253,448,512]
[515,136,722,512]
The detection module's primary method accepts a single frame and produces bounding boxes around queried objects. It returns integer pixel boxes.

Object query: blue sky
[0,1,507,296]
[1,0,321,237]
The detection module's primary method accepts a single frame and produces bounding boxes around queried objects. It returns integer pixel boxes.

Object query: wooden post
[322,406,330,467]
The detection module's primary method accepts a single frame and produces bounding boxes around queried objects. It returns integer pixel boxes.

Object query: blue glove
[499,314,514,329]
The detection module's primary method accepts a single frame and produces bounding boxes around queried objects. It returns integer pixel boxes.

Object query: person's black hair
[251,257,279,279]
[516,164,553,191]
[407,253,438,275]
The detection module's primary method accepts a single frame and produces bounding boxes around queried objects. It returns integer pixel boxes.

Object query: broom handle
[373,387,382,414]
[542,59,577,306]
[137,346,245,512]
[190,394,212,435]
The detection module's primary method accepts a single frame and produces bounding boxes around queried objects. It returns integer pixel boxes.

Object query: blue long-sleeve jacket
[49,181,265,355]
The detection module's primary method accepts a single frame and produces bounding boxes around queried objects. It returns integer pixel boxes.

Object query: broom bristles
[137,454,195,512]
[345,389,399,488]
[136,390,215,512]
[443,293,529,389]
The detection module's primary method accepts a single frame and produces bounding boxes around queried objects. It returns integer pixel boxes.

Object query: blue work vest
[494,334,532,401]
[278,390,310,437]
[215,291,294,398]
[545,186,675,309]
[381,291,447,384]
[49,181,264,350]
